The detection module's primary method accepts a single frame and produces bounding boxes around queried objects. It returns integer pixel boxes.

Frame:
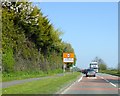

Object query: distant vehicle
[90,62,98,73]
[81,69,87,74]
[86,68,96,77]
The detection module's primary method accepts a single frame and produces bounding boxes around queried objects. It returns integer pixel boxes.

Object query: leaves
[93,57,107,70]
[2,1,76,72]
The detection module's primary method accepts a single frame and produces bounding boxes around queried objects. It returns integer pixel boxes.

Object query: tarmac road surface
[61,73,119,95]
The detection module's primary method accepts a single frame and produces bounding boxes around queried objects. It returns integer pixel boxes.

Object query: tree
[99,63,107,70]
[93,57,107,70]
[2,1,76,72]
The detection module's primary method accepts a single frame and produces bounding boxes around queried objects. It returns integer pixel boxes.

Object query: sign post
[63,53,74,72]
[63,64,66,73]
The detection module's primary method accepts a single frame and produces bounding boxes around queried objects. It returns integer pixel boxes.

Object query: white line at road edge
[97,75,117,87]
[61,74,83,94]
[78,75,83,82]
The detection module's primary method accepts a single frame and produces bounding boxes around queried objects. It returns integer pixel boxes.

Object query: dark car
[81,69,87,74]
[86,69,96,77]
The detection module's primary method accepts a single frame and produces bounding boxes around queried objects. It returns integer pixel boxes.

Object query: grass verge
[0,72,1,96]
[2,72,80,94]
[100,70,120,77]
[2,69,63,82]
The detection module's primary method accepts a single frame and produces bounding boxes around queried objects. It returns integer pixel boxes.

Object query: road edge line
[61,74,83,94]
[97,75,117,88]
[78,74,83,82]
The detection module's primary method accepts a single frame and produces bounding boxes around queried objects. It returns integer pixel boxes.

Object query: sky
[32,2,118,69]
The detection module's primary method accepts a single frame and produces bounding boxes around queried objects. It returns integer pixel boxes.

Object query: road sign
[63,53,74,63]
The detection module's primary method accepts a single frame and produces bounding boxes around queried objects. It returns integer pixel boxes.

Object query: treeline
[93,57,107,71]
[93,57,119,76]
[2,1,76,73]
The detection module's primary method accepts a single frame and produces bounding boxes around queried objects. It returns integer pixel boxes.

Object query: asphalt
[2,72,120,95]
[2,72,70,88]
[61,73,120,95]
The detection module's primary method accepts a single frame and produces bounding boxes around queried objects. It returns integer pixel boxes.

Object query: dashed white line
[98,75,117,88]
[104,79,109,83]
[109,82,117,87]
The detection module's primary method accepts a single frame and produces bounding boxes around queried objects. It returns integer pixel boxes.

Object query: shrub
[2,47,15,72]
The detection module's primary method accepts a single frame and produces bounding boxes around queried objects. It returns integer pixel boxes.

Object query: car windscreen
[88,70,95,73]
[87,69,94,71]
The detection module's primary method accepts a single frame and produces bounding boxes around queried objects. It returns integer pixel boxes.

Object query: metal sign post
[63,64,66,73]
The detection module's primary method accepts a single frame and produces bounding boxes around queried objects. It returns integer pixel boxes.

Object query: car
[86,69,96,77]
[81,69,87,74]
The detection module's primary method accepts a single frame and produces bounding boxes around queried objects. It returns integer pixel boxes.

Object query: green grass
[100,70,120,76]
[0,72,2,96]
[0,72,2,82]
[2,72,80,94]
[0,73,1,96]
[2,69,63,82]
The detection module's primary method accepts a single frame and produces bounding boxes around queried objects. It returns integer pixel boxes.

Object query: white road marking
[103,73,118,78]
[109,82,117,87]
[61,75,83,94]
[104,79,109,83]
[61,81,76,94]
[78,75,83,82]
[98,75,117,88]
[87,77,97,79]
[101,77,104,79]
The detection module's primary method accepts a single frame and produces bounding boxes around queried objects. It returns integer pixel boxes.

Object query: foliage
[2,69,63,82]
[100,69,120,77]
[93,56,107,70]
[2,47,15,72]
[2,1,76,73]
[99,63,107,70]
[63,42,77,68]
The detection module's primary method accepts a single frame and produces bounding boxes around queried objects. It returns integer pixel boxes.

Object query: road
[2,73,70,88]
[61,73,119,95]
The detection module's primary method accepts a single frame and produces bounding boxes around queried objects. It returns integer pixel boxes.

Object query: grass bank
[2,72,80,94]
[100,70,120,77]
[0,73,2,82]
[2,69,63,82]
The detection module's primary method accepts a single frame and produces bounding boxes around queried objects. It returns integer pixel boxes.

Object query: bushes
[2,69,63,82]
[2,1,76,74]
[100,69,120,76]
[2,47,15,72]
